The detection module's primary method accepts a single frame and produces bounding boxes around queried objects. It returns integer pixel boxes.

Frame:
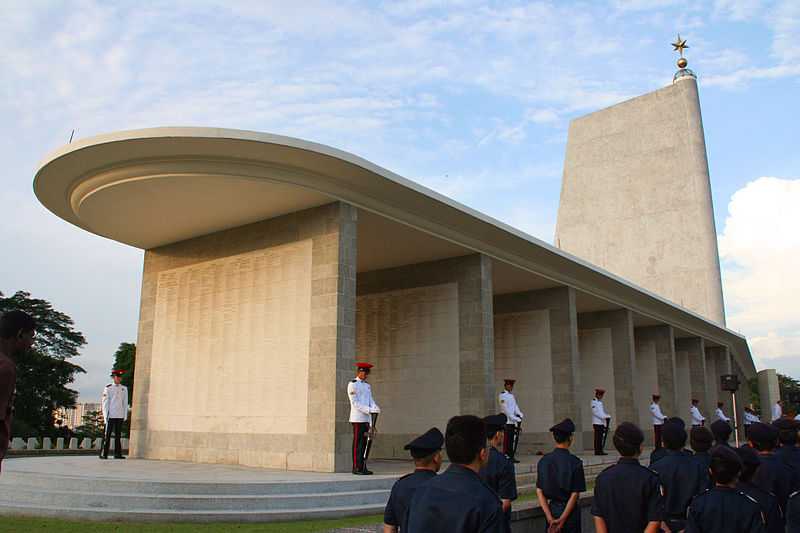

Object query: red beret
[355,362,373,370]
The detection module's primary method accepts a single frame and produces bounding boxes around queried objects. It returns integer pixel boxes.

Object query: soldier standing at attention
[650,422,707,531]
[100,369,128,459]
[772,400,783,422]
[744,406,760,439]
[406,415,504,533]
[499,379,523,463]
[480,414,517,532]
[690,399,706,427]
[715,401,731,423]
[686,446,766,533]
[383,427,443,533]
[348,362,380,475]
[591,422,663,533]
[591,388,611,455]
[650,394,667,449]
[536,418,586,533]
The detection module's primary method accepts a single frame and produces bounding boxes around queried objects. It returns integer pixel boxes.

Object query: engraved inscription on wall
[148,240,313,435]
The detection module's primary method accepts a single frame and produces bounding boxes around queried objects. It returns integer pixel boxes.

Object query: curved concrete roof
[34,127,755,375]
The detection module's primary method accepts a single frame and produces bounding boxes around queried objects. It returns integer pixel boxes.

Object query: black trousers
[351,422,369,472]
[101,418,124,457]
[654,424,663,449]
[593,424,605,454]
[503,424,519,459]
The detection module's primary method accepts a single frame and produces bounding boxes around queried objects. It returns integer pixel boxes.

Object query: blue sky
[1,0,798,401]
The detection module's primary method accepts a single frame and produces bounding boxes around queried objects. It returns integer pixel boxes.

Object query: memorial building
[34,64,757,472]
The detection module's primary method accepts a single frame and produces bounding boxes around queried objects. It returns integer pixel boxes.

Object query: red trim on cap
[355,362,373,369]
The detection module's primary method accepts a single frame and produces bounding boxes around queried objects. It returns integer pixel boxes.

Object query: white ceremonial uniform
[690,405,705,426]
[715,407,731,422]
[650,402,667,425]
[101,383,128,422]
[499,390,524,427]
[591,398,611,425]
[744,411,760,425]
[348,377,380,424]
[772,402,782,421]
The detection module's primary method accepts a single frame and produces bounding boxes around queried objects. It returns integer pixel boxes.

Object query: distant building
[56,402,101,429]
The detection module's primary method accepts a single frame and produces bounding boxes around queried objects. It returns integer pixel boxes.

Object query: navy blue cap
[710,420,733,440]
[665,417,686,429]
[550,418,576,435]
[483,414,508,434]
[404,427,444,458]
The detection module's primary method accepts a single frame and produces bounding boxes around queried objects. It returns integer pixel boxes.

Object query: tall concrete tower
[555,40,726,325]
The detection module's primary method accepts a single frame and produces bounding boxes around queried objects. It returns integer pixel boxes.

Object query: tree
[74,410,104,439]
[0,291,86,435]
[112,342,135,405]
[779,373,800,415]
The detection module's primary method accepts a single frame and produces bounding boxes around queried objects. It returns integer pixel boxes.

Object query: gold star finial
[672,34,689,58]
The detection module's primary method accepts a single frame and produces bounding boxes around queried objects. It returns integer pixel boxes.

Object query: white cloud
[713,0,764,21]
[719,177,800,374]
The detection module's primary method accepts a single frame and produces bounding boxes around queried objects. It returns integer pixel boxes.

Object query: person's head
[652,394,660,403]
[483,414,507,447]
[405,427,445,472]
[735,446,761,483]
[773,418,799,446]
[113,374,122,385]
[710,445,742,486]
[0,310,36,356]
[662,422,688,451]
[504,379,515,392]
[710,420,733,444]
[666,416,686,429]
[595,388,605,399]
[691,398,700,406]
[613,422,644,457]
[445,415,489,468]
[745,406,752,413]
[549,418,575,448]
[355,362,372,380]
[690,426,714,453]
[717,401,724,409]
[777,400,783,406]
[748,422,779,452]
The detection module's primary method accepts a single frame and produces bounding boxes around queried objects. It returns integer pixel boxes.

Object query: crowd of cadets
[361,368,800,532]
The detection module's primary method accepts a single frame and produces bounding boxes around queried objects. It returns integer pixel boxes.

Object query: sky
[1,0,798,402]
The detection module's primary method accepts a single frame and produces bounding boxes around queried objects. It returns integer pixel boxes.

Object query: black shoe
[512,459,520,464]
[361,469,373,475]
[114,455,126,459]
[99,455,108,460]
[352,469,364,475]
[595,451,608,456]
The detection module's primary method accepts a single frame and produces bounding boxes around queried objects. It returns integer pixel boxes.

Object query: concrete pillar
[128,202,358,472]
[578,309,637,445]
[707,346,731,415]
[42,437,52,450]
[11,437,25,450]
[55,437,65,450]
[635,326,676,435]
[705,348,720,413]
[494,286,582,450]
[357,253,495,458]
[676,337,707,419]
[80,437,92,449]
[26,437,38,450]
[758,369,780,422]
[68,437,78,450]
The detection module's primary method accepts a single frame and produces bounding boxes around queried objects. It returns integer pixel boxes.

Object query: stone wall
[130,202,357,472]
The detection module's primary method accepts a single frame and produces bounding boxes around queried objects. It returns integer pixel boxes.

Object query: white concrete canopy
[34,127,756,376]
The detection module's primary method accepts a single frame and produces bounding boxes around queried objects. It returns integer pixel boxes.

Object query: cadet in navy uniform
[591,422,663,533]
[383,427,443,533]
[479,414,517,532]
[788,490,800,533]
[649,416,691,466]
[690,426,715,489]
[686,446,766,533]
[591,388,611,456]
[348,362,380,475]
[650,422,707,531]
[775,418,800,473]
[710,419,733,447]
[736,446,784,533]
[749,422,799,512]
[100,369,128,459]
[536,418,586,533]
[498,379,523,463]
[406,415,504,533]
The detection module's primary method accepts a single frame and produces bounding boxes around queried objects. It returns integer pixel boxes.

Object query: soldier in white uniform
[348,362,380,475]
[715,402,731,422]
[772,400,783,422]
[591,388,611,455]
[743,406,759,439]
[499,379,524,462]
[650,394,668,449]
[689,399,705,427]
[100,369,128,459]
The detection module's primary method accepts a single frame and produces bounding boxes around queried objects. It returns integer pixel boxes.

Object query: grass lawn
[2,514,384,532]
